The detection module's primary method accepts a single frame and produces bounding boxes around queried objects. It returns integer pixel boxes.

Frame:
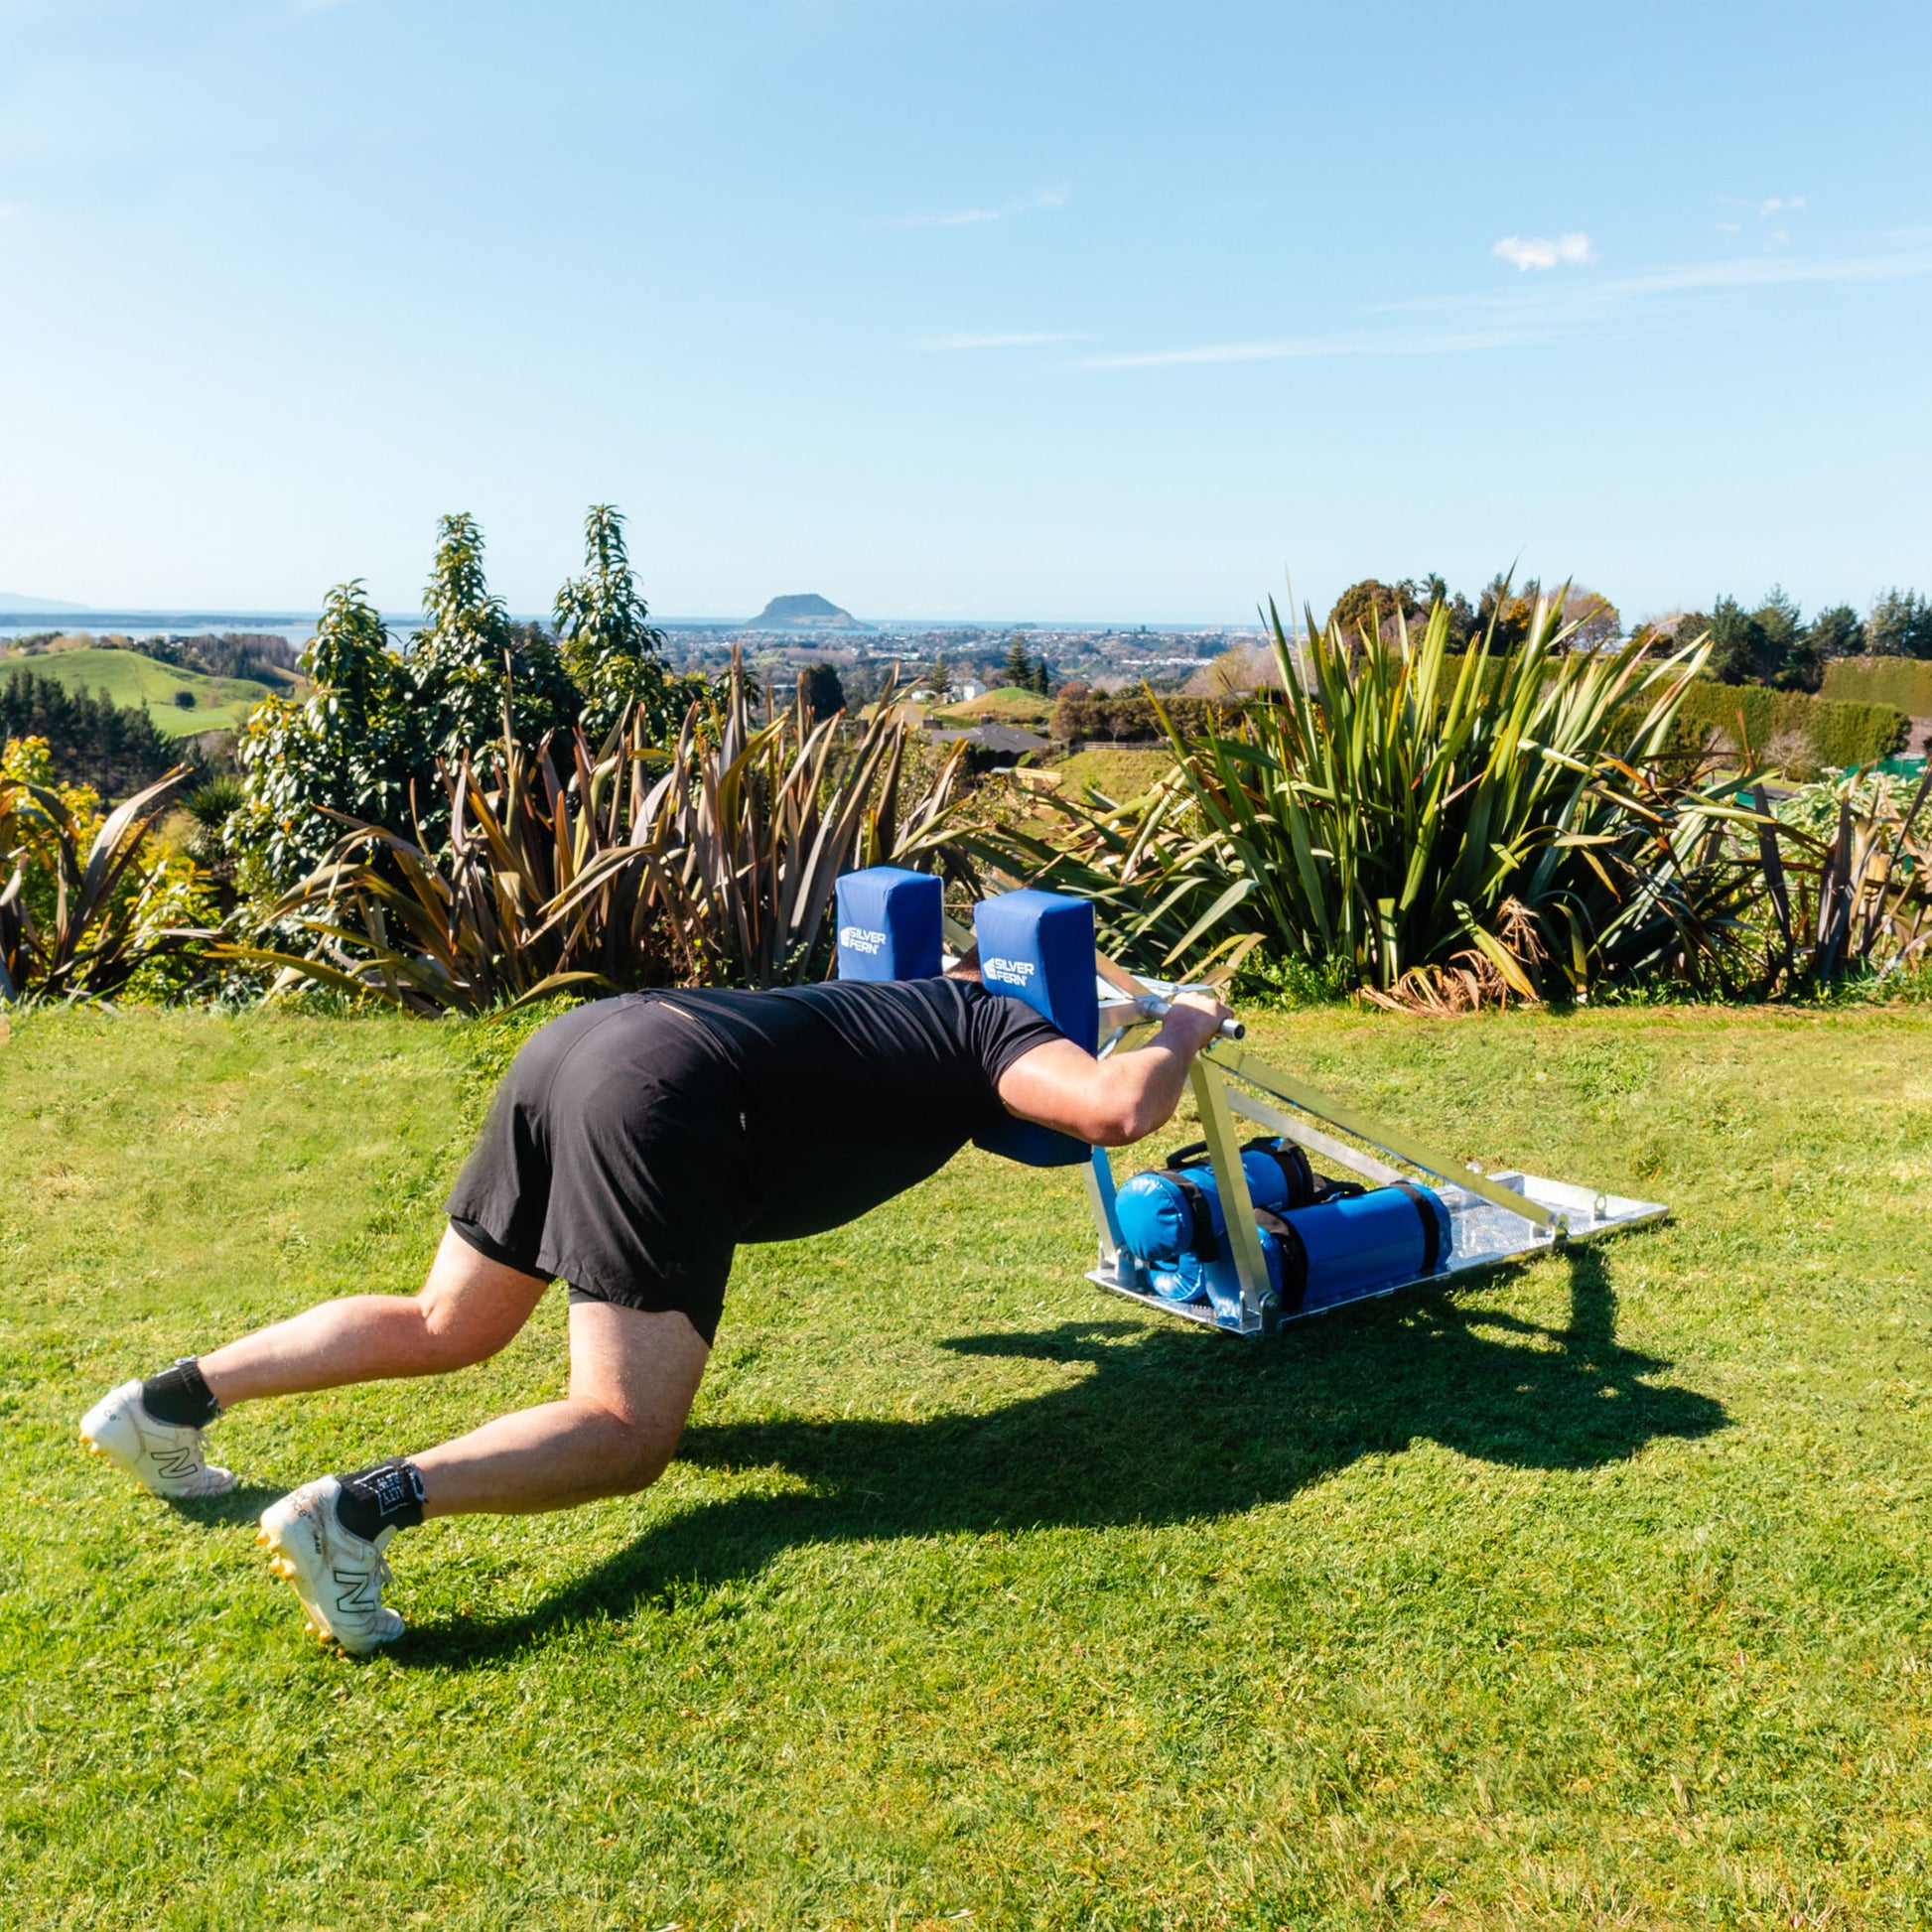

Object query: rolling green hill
[0,646,279,737]
[928,684,1053,727]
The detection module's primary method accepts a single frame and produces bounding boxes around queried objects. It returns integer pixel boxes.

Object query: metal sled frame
[1081,985,1668,1335]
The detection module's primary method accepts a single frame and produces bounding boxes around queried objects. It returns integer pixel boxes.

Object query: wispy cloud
[913,330,1083,352]
[1492,230,1596,272]
[1086,327,1560,369]
[1085,245,1932,369]
[1758,195,1805,217]
[886,187,1070,230]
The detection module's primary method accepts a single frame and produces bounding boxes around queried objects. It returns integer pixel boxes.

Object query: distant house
[927,721,1050,757]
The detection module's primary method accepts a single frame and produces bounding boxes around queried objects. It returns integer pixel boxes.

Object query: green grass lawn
[4,1002,1931,1928]
[929,685,1055,728]
[2,645,281,736]
[1049,745,1174,800]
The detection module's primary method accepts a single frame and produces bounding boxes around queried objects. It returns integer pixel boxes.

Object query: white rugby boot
[78,1380,237,1499]
[257,1478,405,1655]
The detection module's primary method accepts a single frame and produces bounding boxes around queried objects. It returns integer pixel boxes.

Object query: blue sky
[1,0,1927,623]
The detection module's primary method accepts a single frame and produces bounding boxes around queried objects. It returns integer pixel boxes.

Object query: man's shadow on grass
[402,1246,1725,1666]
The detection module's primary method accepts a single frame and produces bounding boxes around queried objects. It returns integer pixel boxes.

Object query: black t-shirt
[652,977,1066,1242]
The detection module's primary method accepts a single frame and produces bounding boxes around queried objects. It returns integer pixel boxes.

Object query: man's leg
[412,1300,711,1516]
[197,1225,552,1408]
[256,1296,709,1652]
[78,1226,550,1502]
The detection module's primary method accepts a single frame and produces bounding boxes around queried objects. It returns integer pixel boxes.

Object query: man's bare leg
[255,1295,709,1650]
[413,1300,711,1516]
[78,1225,551,1502]
[197,1226,551,1408]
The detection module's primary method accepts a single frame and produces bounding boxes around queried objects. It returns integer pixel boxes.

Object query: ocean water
[0,612,409,650]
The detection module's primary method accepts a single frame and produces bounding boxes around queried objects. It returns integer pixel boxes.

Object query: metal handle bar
[1125,993,1245,1040]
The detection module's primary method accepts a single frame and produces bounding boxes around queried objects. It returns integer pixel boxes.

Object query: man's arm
[993,993,1232,1148]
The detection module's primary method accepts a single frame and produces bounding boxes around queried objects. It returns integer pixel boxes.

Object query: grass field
[4,1002,1932,1927]
[1050,745,1174,800]
[929,685,1055,728]
[1,645,281,735]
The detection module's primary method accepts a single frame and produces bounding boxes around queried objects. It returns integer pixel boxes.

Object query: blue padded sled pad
[971,888,1097,1168]
[835,867,943,982]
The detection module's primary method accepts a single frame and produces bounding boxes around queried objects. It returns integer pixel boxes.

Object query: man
[79,973,1230,1653]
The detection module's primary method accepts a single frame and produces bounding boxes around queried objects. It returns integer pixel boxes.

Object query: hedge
[1054,676,1907,774]
[1048,691,1278,744]
[1821,656,1932,717]
[1663,681,1908,770]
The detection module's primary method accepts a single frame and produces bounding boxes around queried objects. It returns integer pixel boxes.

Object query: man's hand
[995,989,1238,1148]
[1157,989,1233,1051]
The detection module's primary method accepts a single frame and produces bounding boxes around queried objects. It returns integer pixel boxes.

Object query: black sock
[141,1358,219,1430]
[334,1458,426,1544]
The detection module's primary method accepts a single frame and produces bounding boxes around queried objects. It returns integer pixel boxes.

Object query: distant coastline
[0,610,1257,638]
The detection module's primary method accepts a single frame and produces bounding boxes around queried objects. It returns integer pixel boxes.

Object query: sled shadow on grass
[402,1245,1725,1666]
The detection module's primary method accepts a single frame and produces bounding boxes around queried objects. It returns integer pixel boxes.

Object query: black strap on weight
[1167,1171,1221,1262]
[1253,1207,1309,1311]
[1391,1180,1443,1274]
[1241,1136,1315,1207]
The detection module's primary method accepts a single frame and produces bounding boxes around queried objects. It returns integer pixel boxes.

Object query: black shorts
[445,997,752,1346]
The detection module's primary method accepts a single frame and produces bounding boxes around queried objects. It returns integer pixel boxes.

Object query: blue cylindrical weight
[1113,1151,1296,1267]
[1278,1183,1450,1310]
[1115,1156,1450,1316]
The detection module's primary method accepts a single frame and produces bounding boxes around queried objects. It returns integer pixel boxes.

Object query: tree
[232,580,417,889]
[1806,603,1864,668]
[801,662,846,720]
[0,668,181,800]
[1326,578,1424,645]
[409,513,516,763]
[1868,588,1932,659]
[553,504,675,740]
[1474,574,1544,651]
[927,652,951,697]
[1002,634,1034,689]
[1706,596,1780,686]
[1562,588,1622,652]
[1756,586,1802,671]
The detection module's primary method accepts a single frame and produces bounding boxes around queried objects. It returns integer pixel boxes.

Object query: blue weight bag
[1114,1139,1449,1322]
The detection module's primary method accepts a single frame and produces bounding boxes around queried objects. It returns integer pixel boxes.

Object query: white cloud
[1715,220,1742,234]
[1759,196,1806,216]
[885,187,1070,230]
[1086,245,1932,369]
[1492,230,1596,272]
[896,207,998,228]
[913,331,1084,351]
[1086,328,1551,369]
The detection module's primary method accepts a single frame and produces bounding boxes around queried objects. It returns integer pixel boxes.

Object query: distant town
[0,588,1273,702]
[654,614,1271,700]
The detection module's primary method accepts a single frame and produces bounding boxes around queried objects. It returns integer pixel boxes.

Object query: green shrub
[1665,682,1907,770]
[1048,690,1278,744]
[1822,656,1932,716]
[992,599,1762,1000]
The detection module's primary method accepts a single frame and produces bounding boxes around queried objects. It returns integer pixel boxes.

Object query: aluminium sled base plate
[1085,1169,1669,1333]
